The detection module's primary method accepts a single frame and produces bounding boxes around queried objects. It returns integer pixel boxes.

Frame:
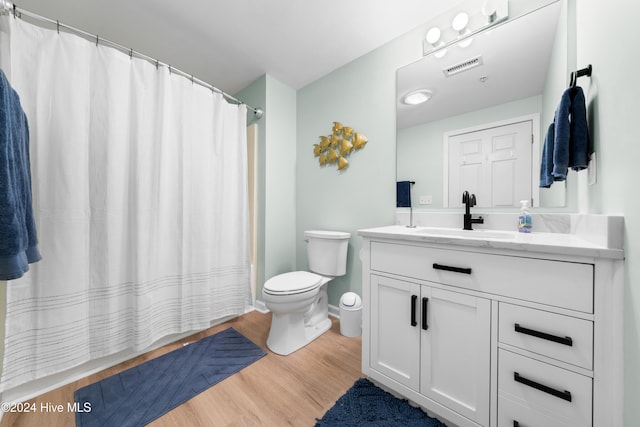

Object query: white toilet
[262,230,350,355]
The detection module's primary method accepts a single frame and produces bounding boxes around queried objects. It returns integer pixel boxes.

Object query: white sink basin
[412,227,515,240]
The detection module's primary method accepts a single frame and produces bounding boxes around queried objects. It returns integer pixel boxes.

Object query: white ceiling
[13,0,466,95]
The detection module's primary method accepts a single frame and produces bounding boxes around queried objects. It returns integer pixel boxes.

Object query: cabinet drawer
[498,395,574,427]
[498,350,592,426]
[499,303,593,369]
[370,241,594,313]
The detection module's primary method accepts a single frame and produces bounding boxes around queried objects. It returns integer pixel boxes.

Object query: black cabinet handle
[411,295,418,327]
[515,323,573,346]
[422,297,429,330]
[513,372,572,402]
[433,263,472,275]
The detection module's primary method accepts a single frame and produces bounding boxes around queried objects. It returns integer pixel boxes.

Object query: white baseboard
[254,299,269,314]
[328,303,340,319]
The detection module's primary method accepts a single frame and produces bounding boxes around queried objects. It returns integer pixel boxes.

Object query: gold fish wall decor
[353,132,368,150]
[337,156,349,170]
[327,147,339,164]
[314,122,368,171]
[339,139,353,156]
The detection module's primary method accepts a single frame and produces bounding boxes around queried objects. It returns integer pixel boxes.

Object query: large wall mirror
[397,0,573,210]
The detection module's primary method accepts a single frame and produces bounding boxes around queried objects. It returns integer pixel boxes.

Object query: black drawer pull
[515,323,573,346]
[432,263,472,274]
[411,295,418,327]
[513,372,572,402]
[422,297,429,330]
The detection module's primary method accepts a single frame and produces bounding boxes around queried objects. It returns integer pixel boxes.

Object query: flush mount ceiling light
[403,89,433,105]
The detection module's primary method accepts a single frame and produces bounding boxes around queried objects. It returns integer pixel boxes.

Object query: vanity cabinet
[370,275,490,424]
[359,230,624,427]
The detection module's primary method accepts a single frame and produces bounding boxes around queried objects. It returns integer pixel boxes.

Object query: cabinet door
[370,275,421,391]
[421,286,491,425]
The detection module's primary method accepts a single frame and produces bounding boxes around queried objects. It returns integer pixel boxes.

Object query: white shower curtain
[0,17,251,391]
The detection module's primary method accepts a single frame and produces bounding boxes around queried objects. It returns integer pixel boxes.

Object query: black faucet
[462,191,484,230]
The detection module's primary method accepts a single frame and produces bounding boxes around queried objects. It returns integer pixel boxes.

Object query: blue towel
[539,123,555,188]
[551,86,590,181]
[568,86,590,170]
[0,68,41,280]
[396,181,412,208]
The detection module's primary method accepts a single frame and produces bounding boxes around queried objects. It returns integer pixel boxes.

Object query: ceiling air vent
[443,55,483,77]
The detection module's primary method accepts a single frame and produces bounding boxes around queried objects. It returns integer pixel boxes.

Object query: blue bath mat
[316,378,448,426]
[75,327,265,427]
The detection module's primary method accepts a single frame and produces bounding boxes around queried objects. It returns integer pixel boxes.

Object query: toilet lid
[263,271,322,294]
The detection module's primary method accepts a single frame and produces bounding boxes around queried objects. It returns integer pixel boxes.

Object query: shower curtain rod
[0,1,264,119]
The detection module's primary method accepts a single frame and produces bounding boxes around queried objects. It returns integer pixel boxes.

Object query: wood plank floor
[1,310,363,427]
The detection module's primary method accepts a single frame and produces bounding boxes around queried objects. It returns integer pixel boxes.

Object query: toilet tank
[304,230,350,277]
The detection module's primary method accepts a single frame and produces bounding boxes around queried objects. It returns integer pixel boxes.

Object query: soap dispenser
[518,200,532,233]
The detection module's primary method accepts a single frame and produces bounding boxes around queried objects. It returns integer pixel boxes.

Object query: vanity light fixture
[403,89,433,105]
[423,0,508,57]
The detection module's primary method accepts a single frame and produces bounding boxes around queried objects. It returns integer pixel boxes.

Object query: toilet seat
[263,271,322,295]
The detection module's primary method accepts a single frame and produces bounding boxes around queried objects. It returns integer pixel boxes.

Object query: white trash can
[339,292,362,337]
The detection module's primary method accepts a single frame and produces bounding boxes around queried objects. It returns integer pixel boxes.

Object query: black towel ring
[570,64,593,88]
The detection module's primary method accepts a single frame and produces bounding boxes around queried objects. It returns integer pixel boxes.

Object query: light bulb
[434,48,447,59]
[452,12,469,32]
[458,37,473,48]
[426,27,441,45]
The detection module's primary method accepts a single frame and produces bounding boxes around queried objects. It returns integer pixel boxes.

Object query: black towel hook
[570,64,593,88]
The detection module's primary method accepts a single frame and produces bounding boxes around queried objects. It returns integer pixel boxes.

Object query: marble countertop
[358,225,624,260]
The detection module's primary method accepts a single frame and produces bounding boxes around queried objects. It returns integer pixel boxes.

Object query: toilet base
[266,315,331,356]
[265,284,332,355]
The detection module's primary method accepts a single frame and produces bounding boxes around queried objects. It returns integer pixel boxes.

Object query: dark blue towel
[0,68,41,280]
[551,86,590,181]
[396,181,412,207]
[539,123,555,188]
[568,86,590,170]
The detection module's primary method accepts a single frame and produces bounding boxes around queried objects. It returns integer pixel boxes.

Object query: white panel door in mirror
[447,119,532,208]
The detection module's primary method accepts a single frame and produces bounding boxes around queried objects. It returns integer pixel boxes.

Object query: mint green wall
[295,29,423,306]
[575,0,640,424]
[236,75,297,298]
[262,77,297,286]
